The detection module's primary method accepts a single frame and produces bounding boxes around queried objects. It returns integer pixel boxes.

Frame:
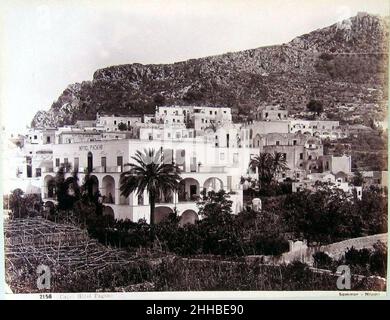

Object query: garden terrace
[4,218,153,292]
[4,217,89,246]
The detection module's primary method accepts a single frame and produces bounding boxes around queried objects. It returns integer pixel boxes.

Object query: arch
[44,175,56,198]
[178,178,200,202]
[103,205,115,218]
[253,134,262,147]
[303,131,311,135]
[203,177,224,192]
[102,175,115,204]
[87,175,99,196]
[179,209,199,227]
[154,206,173,224]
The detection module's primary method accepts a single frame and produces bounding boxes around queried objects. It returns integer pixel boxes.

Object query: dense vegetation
[313,241,387,278]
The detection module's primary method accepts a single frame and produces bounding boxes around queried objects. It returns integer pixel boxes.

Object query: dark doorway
[190,185,197,200]
[87,152,93,173]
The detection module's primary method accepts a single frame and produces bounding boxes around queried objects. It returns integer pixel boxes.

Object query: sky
[0,0,389,131]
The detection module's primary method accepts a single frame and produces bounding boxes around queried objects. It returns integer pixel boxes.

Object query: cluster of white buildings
[5,104,380,224]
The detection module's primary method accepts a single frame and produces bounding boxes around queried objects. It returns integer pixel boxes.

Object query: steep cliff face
[31,13,389,128]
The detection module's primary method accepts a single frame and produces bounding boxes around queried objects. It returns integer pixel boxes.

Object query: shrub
[369,242,387,277]
[313,251,334,269]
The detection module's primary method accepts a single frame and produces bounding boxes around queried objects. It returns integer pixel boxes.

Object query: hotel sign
[79,144,103,151]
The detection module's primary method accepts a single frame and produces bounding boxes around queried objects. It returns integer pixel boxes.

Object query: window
[293,140,297,145]
[117,156,123,170]
[35,168,41,177]
[55,158,60,167]
[276,141,280,146]
[308,155,312,160]
[101,157,106,168]
[114,120,117,125]
[34,135,37,139]
[227,176,232,190]
[209,111,212,115]
[265,112,269,118]
[299,153,303,160]
[138,193,144,205]
[46,136,51,143]
[201,119,204,123]
[74,157,79,171]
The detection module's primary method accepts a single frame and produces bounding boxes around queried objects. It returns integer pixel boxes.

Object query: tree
[283,183,358,245]
[352,170,364,186]
[8,189,41,218]
[118,122,128,131]
[306,100,323,116]
[197,189,233,222]
[249,152,289,190]
[249,153,273,189]
[271,151,289,177]
[120,149,182,227]
[153,93,166,106]
[55,165,80,210]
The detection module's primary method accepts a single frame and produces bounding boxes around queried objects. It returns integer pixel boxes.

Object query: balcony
[198,165,225,173]
[92,166,123,173]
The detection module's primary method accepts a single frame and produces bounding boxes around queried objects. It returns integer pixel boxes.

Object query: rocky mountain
[32,12,389,128]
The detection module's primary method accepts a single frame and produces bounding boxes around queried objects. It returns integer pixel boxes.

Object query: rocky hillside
[32,13,389,128]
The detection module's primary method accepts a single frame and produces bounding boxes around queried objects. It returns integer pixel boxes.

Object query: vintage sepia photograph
[0,0,389,298]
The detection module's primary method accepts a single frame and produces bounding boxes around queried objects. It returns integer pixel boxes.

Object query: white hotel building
[41,137,251,224]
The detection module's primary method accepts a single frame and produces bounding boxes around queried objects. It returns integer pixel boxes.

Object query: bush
[251,235,289,256]
[369,242,387,277]
[313,251,334,269]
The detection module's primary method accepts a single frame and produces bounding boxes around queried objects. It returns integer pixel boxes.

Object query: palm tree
[249,151,289,188]
[120,148,182,227]
[271,151,289,179]
[249,152,273,188]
